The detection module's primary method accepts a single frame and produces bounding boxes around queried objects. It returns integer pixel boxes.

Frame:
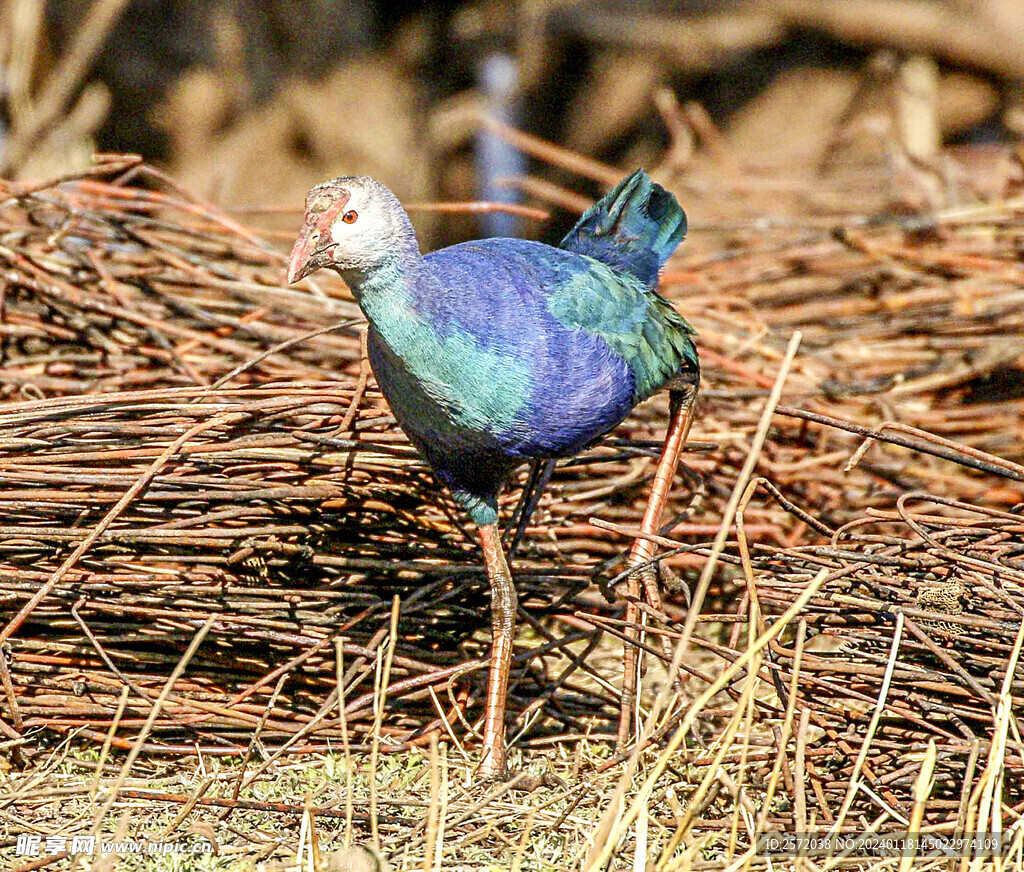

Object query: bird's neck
[342,252,422,325]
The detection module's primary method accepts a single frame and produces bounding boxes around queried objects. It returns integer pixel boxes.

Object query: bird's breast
[366,319,636,462]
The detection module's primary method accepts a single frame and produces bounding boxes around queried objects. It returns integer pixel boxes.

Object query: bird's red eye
[342,210,358,224]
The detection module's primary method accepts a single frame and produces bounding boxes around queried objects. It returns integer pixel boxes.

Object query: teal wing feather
[546,258,697,403]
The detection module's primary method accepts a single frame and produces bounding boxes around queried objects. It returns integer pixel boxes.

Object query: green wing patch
[547,258,697,401]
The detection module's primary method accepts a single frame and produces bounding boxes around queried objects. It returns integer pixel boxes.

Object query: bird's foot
[516,771,568,792]
[476,745,508,782]
[658,561,690,606]
[476,753,566,791]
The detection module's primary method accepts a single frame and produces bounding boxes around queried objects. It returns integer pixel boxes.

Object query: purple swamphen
[288,170,699,778]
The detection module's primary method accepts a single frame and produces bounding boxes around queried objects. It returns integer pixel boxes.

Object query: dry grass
[0,124,1022,870]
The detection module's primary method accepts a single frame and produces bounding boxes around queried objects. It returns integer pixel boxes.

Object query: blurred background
[2,0,1024,246]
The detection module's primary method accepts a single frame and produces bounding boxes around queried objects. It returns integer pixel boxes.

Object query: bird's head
[287,176,416,284]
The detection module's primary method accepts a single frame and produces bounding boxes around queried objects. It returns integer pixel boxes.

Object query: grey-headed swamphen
[288,170,699,778]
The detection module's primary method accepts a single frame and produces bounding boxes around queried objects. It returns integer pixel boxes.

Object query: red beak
[287,183,351,284]
[287,231,319,284]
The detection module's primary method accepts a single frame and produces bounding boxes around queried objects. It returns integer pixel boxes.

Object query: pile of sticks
[0,158,641,752]
[0,148,1022,829]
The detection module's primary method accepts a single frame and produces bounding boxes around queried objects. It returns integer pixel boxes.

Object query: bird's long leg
[477,521,517,779]
[617,388,696,749]
[503,458,557,560]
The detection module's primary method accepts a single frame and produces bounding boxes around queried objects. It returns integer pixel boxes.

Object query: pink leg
[617,395,696,748]
[477,522,516,779]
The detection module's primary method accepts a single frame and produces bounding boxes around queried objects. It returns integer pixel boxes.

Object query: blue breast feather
[363,238,694,525]
[400,240,678,454]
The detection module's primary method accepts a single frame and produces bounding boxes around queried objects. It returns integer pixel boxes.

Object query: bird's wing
[546,258,698,403]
